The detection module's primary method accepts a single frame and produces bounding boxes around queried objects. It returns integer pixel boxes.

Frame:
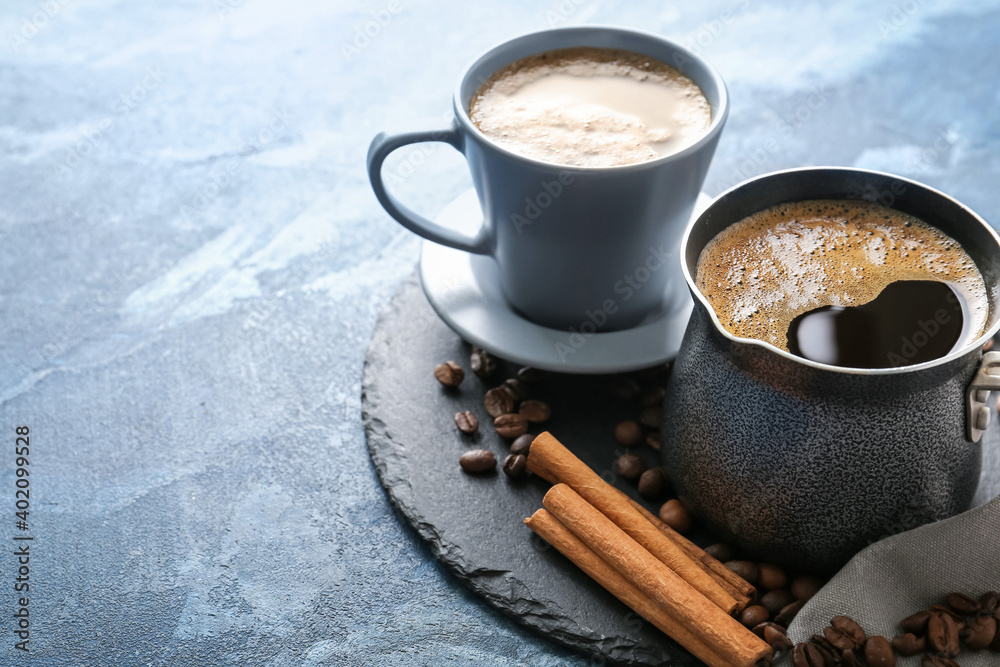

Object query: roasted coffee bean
[611,376,641,401]
[645,432,661,450]
[484,387,516,417]
[751,621,787,639]
[891,633,926,656]
[658,499,692,533]
[494,413,529,439]
[516,366,546,383]
[614,421,644,447]
[760,589,796,617]
[704,543,735,563]
[929,604,965,622]
[502,454,527,479]
[946,591,981,616]
[791,642,825,667]
[434,361,465,387]
[764,625,793,652]
[518,400,551,423]
[639,405,661,428]
[510,434,533,457]
[775,599,805,626]
[900,610,932,634]
[503,378,528,401]
[470,347,496,379]
[454,411,479,434]
[740,605,769,629]
[922,656,959,667]
[979,591,1000,615]
[991,621,1000,651]
[927,611,961,657]
[639,386,666,408]
[758,563,787,591]
[864,635,895,667]
[637,467,667,500]
[459,449,496,473]
[614,453,646,481]
[962,614,996,651]
[808,635,841,665]
[824,615,866,652]
[725,561,760,586]
[840,648,861,667]
[791,575,824,601]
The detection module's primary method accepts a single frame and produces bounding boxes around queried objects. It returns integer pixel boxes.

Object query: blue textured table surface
[2,1,999,664]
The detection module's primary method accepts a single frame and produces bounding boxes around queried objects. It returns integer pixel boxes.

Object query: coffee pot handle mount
[966,351,1000,442]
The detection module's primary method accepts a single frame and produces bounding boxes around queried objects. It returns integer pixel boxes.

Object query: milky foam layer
[695,199,989,354]
[469,47,712,167]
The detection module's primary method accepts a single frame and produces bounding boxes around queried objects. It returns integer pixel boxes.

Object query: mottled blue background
[1,0,999,664]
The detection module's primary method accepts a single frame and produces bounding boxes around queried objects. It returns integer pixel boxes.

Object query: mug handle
[367,117,490,255]
[966,350,1000,442]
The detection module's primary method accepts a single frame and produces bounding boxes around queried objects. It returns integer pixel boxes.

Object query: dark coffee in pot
[696,199,988,368]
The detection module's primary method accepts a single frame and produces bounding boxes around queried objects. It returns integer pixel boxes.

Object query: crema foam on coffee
[696,200,989,366]
[469,47,712,167]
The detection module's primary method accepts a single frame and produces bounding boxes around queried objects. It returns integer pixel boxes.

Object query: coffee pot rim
[680,166,1000,376]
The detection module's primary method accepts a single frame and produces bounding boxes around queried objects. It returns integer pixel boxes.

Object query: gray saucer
[419,189,710,374]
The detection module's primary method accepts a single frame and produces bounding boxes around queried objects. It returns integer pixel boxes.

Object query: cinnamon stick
[542,484,773,667]
[525,509,731,667]
[527,432,738,614]
[625,495,756,603]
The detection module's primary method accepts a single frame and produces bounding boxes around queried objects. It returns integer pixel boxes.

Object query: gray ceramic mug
[663,167,1000,572]
[367,26,728,330]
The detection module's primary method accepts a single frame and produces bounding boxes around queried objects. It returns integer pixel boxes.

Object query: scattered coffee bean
[946,591,981,616]
[639,405,661,428]
[470,347,496,379]
[503,378,528,401]
[494,413,529,439]
[791,574,823,601]
[639,386,665,408]
[518,399,551,423]
[991,622,1000,651]
[454,411,479,434]
[891,633,925,656]
[637,467,667,500]
[611,376,641,401]
[760,589,796,617]
[864,635,895,667]
[459,449,496,474]
[434,361,465,387]
[979,591,999,615]
[614,453,646,481]
[927,611,961,658]
[764,624,793,652]
[757,563,787,591]
[775,599,805,626]
[724,561,760,586]
[658,499,692,533]
[824,615,866,652]
[502,454,527,479]
[839,648,862,667]
[900,610,931,634]
[510,434,533,457]
[929,604,964,622]
[922,656,959,667]
[645,432,661,450]
[751,621,787,639]
[808,635,841,665]
[792,642,825,667]
[614,421,644,447]
[484,387,516,417]
[740,605,769,629]
[516,366,546,383]
[962,614,996,651]
[704,543,735,563]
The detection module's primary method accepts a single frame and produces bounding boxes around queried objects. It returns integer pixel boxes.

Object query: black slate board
[363,275,705,666]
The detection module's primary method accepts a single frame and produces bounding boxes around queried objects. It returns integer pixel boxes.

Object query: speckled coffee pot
[662,167,1000,572]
